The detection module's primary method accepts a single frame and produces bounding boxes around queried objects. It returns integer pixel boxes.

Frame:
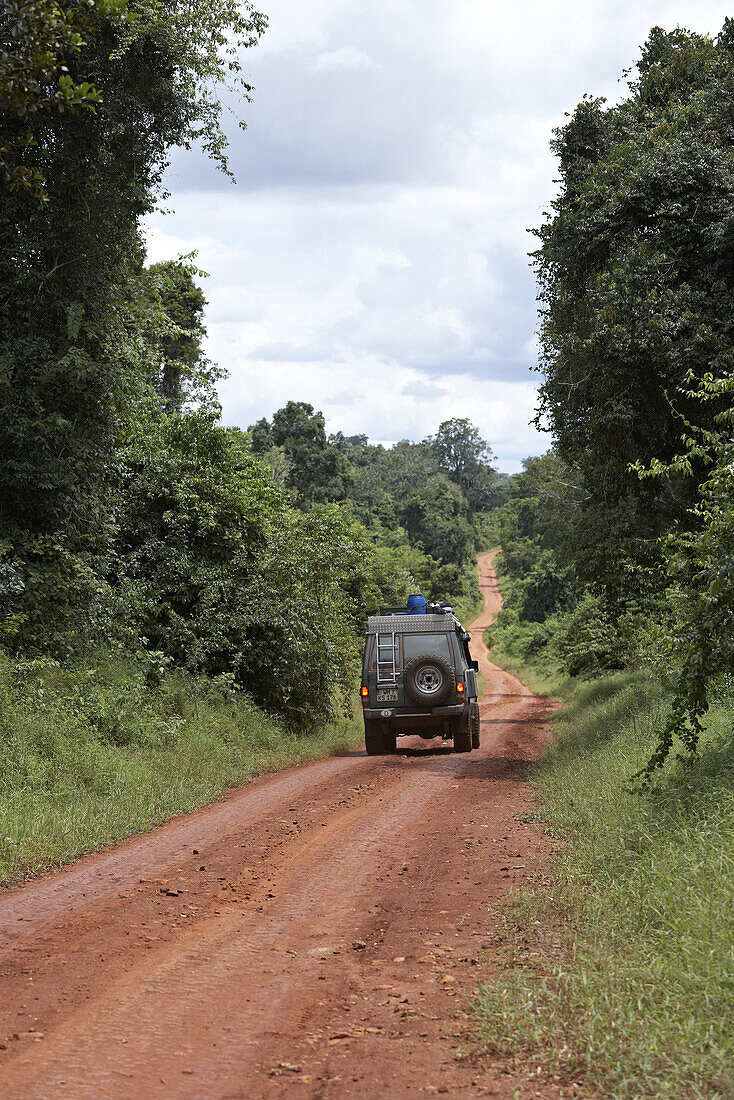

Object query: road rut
[0,552,555,1098]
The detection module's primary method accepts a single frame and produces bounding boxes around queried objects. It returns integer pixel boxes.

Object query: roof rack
[367,611,461,633]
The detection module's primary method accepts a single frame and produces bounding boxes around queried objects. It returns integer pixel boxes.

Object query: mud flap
[453,713,472,753]
[471,703,480,749]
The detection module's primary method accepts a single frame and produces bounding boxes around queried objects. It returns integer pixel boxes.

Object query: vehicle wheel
[453,715,472,753]
[471,704,481,749]
[403,654,454,706]
[384,730,396,752]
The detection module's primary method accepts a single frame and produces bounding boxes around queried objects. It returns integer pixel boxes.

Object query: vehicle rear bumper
[363,704,466,722]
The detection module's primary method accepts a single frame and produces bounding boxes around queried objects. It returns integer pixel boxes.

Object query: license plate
[376,688,398,702]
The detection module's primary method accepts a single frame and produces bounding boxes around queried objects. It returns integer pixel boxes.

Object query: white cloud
[145,0,734,470]
[313,46,379,71]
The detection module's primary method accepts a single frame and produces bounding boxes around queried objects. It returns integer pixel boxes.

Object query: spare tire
[403,654,454,706]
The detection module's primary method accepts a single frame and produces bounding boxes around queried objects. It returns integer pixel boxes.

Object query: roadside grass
[481,637,571,698]
[0,656,362,888]
[471,672,734,1099]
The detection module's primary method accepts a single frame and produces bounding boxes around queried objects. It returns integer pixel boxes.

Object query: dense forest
[488,21,734,771]
[471,26,734,1094]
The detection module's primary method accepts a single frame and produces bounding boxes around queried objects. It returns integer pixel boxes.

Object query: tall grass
[472,673,734,1099]
[0,656,362,887]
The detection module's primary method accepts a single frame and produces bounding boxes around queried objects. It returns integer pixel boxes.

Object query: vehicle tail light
[360,685,369,706]
[456,681,465,694]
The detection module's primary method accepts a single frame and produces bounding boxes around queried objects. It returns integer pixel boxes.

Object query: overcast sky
[144,0,732,472]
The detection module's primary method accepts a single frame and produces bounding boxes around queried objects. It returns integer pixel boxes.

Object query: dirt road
[0,553,554,1098]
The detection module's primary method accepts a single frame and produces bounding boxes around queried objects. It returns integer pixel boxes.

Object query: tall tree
[250,401,349,505]
[0,0,113,195]
[0,0,266,648]
[401,477,473,566]
[143,260,219,412]
[534,22,734,602]
[428,418,498,516]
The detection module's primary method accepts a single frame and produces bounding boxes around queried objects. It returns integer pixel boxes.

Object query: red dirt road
[0,553,555,1098]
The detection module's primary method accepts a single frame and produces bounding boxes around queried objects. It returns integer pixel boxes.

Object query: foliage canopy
[534,21,734,603]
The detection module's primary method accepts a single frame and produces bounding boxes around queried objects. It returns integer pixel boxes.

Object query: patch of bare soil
[0,553,559,1098]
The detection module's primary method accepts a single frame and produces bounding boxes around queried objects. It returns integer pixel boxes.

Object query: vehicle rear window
[402,633,450,664]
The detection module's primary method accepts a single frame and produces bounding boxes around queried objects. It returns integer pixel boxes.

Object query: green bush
[113,411,401,727]
[488,606,553,663]
[551,592,633,677]
[519,550,570,622]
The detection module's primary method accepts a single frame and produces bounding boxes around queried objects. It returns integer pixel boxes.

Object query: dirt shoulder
[0,553,557,1098]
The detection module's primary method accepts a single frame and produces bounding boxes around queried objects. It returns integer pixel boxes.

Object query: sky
[144,0,733,473]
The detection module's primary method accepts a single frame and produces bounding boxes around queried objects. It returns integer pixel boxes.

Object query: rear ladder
[376,632,398,684]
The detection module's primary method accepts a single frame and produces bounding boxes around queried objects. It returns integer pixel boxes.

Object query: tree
[113,411,407,726]
[533,22,734,603]
[0,0,266,649]
[428,418,498,516]
[401,477,473,566]
[493,453,576,623]
[111,410,275,668]
[634,371,734,772]
[329,431,368,451]
[381,440,441,504]
[143,260,221,412]
[0,0,116,196]
[250,401,349,505]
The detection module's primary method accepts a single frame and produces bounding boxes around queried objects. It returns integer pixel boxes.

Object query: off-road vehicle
[360,594,480,754]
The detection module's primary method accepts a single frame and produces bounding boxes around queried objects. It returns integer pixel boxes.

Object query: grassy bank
[481,636,568,697]
[471,672,734,1099]
[0,656,362,888]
